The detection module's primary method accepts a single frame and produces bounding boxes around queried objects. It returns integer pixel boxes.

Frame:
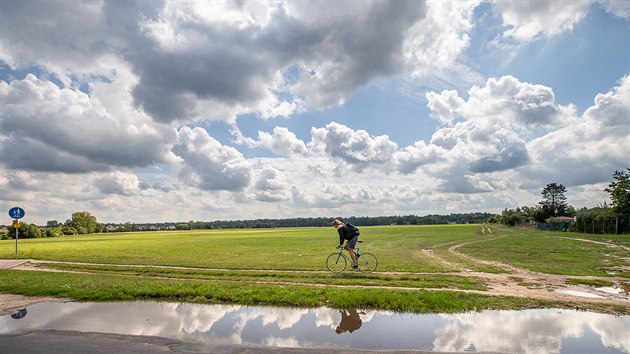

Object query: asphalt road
[1,330,474,354]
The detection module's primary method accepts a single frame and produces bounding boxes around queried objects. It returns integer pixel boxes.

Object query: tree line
[2,211,102,239]
[491,168,630,234]
[2,211,495,239]
[193,212,495,230]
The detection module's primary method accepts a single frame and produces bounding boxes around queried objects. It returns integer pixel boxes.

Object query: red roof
[555,216,575,221]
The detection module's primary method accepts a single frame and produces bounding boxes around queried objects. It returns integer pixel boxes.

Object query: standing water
[1,301,629,353]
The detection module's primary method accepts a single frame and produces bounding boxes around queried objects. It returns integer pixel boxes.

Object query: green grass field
[1,224,628,314]
[1,225,474,271]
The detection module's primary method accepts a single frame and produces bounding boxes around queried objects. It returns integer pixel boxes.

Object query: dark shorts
[346,236,358,249]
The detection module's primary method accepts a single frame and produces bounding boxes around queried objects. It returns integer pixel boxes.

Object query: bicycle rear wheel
[357,252,378,273]
[326,252,347,272]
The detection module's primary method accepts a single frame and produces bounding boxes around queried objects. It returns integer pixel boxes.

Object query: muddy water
[1,301,629,353]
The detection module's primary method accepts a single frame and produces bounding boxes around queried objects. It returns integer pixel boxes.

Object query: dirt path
[420,225,629,308]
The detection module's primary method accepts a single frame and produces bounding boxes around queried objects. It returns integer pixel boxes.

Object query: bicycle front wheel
[357,252,378,273]
[326,252,347,272]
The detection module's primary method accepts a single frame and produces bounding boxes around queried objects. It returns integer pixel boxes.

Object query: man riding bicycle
[333,219,360,270]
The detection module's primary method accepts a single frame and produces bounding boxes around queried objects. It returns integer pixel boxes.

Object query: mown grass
[565,278,616,287]
[1,224,629,314]
[457,226,630,277]
[35,262,487,291]
[0,225,475,272]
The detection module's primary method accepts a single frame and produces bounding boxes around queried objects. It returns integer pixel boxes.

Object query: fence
[573,214,630,234]
[538,222,571,232]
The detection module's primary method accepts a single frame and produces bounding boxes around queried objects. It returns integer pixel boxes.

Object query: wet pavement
[3,330,446,354]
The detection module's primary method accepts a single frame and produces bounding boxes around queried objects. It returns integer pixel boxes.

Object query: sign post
[8,207,25,259]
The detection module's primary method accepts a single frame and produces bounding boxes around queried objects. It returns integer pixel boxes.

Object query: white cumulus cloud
[310,122,398,170]
[173,127,251,191]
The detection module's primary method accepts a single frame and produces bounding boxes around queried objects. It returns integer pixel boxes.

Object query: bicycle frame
[327,241,377,273]
[333,245,362,264]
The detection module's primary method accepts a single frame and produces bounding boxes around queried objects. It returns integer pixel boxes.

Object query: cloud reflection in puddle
[1,301,628,353]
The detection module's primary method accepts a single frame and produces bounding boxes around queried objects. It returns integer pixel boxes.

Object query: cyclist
[333,219,360,270]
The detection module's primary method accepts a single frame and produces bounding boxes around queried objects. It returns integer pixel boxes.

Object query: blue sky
[0,0,628,224]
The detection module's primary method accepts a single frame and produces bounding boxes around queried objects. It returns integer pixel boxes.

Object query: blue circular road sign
[8,207,25,219]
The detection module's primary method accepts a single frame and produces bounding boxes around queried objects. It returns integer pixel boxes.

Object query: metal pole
[15,221,18,259]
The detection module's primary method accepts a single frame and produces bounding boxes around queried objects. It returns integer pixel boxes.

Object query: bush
[7,223,42,238]
[61,226,78,235]
[45,228,64,237]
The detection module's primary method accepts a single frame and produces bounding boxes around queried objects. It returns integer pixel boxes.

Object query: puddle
[1,301,629,353]
[556,289,605,298]
[596,287,626,296]
[557,285,630,299]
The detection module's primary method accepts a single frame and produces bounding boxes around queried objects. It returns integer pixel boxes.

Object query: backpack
[346,223,360,236]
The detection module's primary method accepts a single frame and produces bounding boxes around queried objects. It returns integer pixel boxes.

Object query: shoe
[352,265,358,270]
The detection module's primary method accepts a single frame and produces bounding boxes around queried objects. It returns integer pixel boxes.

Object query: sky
[0,0,629,225]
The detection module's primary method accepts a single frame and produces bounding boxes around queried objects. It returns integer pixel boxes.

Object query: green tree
[539,183,568,218]
[120,222,139,232]
[500,208,523,226]
[605,168,630,215]
[175,223,190,230]
[67,211,98,234]
[7,222,42,239]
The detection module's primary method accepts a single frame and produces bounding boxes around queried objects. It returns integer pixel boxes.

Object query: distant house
[541,216,575,231]
[546,216,576,223]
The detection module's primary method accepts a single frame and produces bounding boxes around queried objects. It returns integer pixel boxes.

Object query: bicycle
[326,240,378,273]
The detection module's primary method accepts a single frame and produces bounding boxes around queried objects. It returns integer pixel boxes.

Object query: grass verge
[2,269,620,314]
[565,278,616,287]
[35,262,488,291]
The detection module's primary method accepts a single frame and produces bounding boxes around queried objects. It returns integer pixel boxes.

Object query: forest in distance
[4,212,495,238]
[158,212,496,230]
